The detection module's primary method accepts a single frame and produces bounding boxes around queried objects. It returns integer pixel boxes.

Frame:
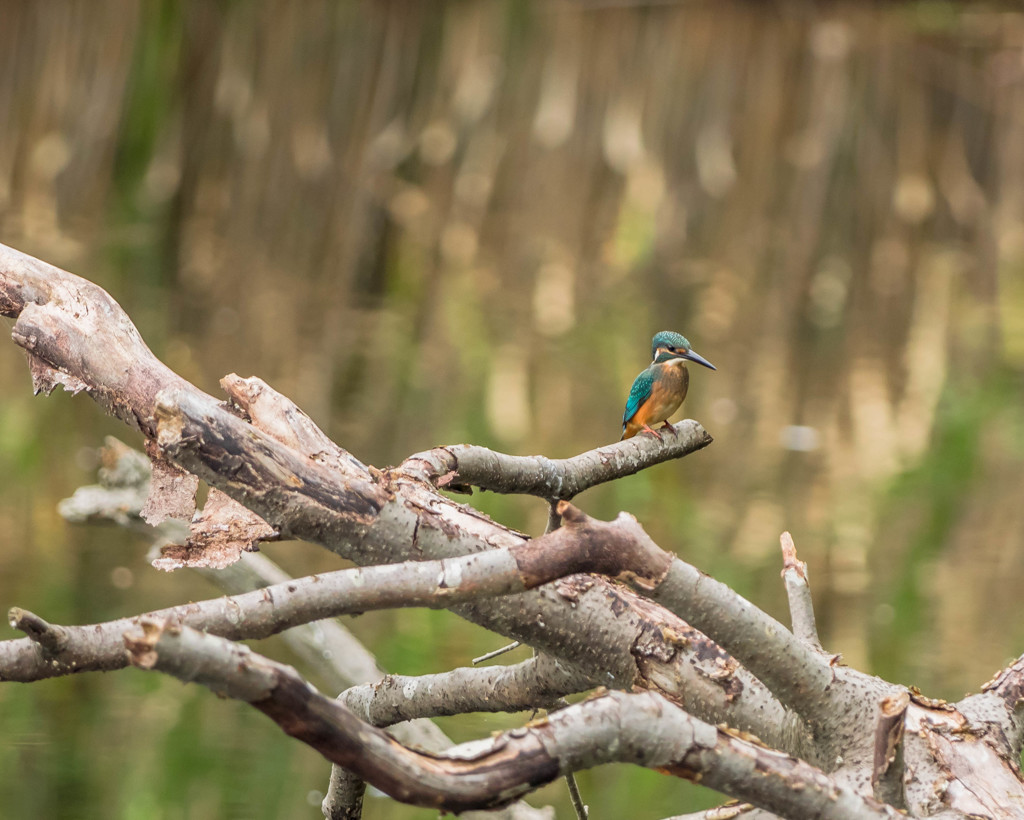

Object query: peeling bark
[126,622,900,819]
[3,241,1024,819]
[0,514,670,682]
[872,691,910,808]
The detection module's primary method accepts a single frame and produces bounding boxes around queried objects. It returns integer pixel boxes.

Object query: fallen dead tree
[1,242,1022,819]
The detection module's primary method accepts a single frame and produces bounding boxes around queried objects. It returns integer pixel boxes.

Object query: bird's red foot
[641,424,664,441]
[660,420,676,436]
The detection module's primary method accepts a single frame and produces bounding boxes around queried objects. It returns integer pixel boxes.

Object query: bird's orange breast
[622,363,689,437]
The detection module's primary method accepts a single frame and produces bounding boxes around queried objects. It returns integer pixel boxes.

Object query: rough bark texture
[3,241,1024,819]
[125,621,899,819]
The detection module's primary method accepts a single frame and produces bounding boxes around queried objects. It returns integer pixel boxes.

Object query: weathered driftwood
[2,241,1024,819]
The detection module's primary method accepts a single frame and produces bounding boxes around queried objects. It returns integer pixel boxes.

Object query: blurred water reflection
[2,2,1024,818]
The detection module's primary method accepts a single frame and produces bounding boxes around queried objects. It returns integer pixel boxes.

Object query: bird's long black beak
[681,349,716,371]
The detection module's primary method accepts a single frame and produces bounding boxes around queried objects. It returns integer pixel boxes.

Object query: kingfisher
[621,331,716,440]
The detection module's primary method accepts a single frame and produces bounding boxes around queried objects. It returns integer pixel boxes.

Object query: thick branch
[0,243,794,751]
[967,654,1024,754]
[151,387,794,742]
[0,518,661,683]
[341,653,586,727]
[0,244,194,434]
[0,244,368,485]
[212,564,550,820]
[402,422,713,499]
[621,541,836,728]
[126,621,899,820]
[154,387,386,545]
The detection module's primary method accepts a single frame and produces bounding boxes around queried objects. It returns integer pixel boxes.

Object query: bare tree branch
[158,385,796,747]
[212,564,560,820]
[565,771,588,820]
[611,527,836,729]
[7,243,1024,818]
[124,621,900,820]
[322,768,366,820]
[328,655,581,819]
[0,508,667,683]
[401,421,713,499]
[340,653,586,727]
[778,532,822,651]
[56,447,554,819]
[217,561,552,820]
[0,243,206,436]
[8,608,69,653]
[0,244,795,748]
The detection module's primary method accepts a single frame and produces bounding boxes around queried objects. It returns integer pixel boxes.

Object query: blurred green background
[2,1,1024,818]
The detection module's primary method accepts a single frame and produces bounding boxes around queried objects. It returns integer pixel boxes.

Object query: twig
[8,608,69,653]
[546,500,563,533]
[125,621,899,819]
[565,772,588,820]
[473,642,523,665]
[779,532,823,651]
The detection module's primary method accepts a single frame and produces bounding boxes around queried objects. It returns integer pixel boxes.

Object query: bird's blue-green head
[650,331,716,371]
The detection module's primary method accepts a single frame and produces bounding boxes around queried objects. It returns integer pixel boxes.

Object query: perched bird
[621,331,716,440]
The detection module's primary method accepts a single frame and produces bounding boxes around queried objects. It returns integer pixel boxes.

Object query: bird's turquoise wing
[622,368,654,430]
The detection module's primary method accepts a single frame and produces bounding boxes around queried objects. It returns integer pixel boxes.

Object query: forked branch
[125,621,899,819]
[0,505,668,683]
[1,243,796,749]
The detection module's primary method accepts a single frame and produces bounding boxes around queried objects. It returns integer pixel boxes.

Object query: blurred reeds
[2,3,1024,818]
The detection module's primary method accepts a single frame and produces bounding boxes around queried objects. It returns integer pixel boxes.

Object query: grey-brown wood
[4,241,1024,818]
[125,621,900,819]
